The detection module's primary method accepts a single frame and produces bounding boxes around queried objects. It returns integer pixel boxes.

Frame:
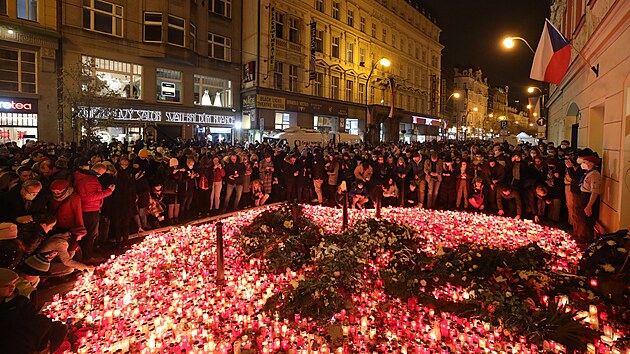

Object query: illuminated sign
[0,98,38,113]
[78,106,235,125]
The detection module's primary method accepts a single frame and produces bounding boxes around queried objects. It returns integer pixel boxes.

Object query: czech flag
[530,19,571,84]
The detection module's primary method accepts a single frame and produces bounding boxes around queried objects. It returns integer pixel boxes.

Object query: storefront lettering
[165,112,235,125]
[78,107,162,121]
[0,100,33,111]
[256,95,285,110]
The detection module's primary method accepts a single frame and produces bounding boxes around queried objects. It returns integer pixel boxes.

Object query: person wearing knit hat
[15,254,50,302]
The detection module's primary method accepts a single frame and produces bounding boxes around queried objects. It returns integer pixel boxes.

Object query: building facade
[547,0,629,232]
[0,0,59,143]
[59,0,242,144]
[240,0,443,143]
[452,68,488,140]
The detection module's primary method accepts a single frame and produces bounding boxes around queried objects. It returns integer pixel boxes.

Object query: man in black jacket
[222,152,245,212]
[311,148,326,204]
[0,180,47,224]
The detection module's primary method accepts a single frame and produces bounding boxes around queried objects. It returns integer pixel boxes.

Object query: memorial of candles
[42,205,627,353]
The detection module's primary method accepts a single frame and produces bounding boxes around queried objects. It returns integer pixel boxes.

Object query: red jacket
[73,170,112,212]
[49,192,85,234]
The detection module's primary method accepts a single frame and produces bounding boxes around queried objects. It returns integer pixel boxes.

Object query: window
[382,28,387,42]
[289,17,299,43]
[360,17,366,32]
[83,0,123,37]
[345,79,353,102]
[315,30,324,52]
[315,0,324,12]
[345,118,358,135]
[392,33,396,47]
[288,65,298,92]
[331,36,340,58]
[275,112,291,130]
[331,76,340,100]
[313,72,323,96]
[347,10,354,27]
[371,23,377,38]
[208,32,231,61]
[156,68,181,102]
[211,0,231,18]
[275,12,284,39]
[359,47,365,64]
[1,0,6,15]
[82,55,142,99]
[274,62,283,90]
[167,15,185,47]
[144,12,162,42]
[332,2,340,20]
[0,48,37,93]
[346,42,354,63]
[17,0,37,21]
[194,74,232,107]
[358,82,365,103]
[190,23,197,51]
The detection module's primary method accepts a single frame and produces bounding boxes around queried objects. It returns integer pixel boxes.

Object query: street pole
[216,221,225,286]
[342,191,349,230]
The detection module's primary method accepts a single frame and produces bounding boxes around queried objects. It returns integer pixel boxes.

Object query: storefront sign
[242,94,256,110]
[412,116,442,126]
[257,95,285,110]
[269,7,276,74]
[243,61,256,83]
[165,112,234,125]
[79,107,162,121]
[0,98,38,113]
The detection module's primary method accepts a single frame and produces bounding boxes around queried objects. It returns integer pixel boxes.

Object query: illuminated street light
[473,107,478,112]
[527,104,532,110]
[502,36,535,54]
[489,113,494,118]
[527,86,543,94]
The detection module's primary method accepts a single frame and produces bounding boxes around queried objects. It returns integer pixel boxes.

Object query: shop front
[0,97,38,144]
[241,90,365,142]
[410,115,443,142]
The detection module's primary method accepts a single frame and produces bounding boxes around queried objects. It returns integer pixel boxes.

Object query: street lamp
[527,86,547,141]
[502,36,535,54]
[365,58,390,142]
[446,92,460,102]
[365,58,391,106]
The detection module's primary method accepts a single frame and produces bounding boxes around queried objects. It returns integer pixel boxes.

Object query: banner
[269,7,276,74]
[309,22,317,81]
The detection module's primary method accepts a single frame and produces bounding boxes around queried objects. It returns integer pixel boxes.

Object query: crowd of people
[0,136,602,352]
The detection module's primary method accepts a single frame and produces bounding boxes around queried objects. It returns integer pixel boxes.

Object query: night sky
[422,0,551,105]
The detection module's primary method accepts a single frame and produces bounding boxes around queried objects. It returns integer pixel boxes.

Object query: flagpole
[571,46,600,77]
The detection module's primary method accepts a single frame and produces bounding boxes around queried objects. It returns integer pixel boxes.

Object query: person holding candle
[381,178,399,207]
[496,184,522,219]
[455,160,472,210]
[349,181,369,209]
[438,156,456,210]
[423,151,443,209]
[223,152,246,212]
[0,267,68,354]
[409,152,426,208]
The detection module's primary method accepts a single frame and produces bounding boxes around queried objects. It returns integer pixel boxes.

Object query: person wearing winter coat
[0,179,47,224]
[209,157,226,212]
[455,160,472,209]
[223,153,246,212]
[73,161,114,261]
[109,161,137,247]
[325,154,340,205]
[48,179,86,238]
[423,152,443,209]
[349,181,369,209]
[0,268,68,354]
[37,230,94,277]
